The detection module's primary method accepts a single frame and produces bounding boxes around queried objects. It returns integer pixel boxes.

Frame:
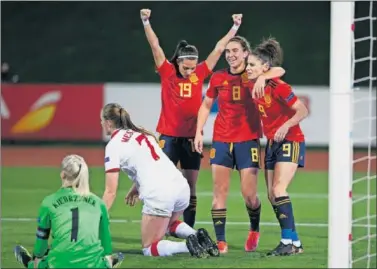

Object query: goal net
[328,1,376,268]
[351,1,376,268]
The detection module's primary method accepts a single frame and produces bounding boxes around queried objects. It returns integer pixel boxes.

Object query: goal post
[328,1,355,268]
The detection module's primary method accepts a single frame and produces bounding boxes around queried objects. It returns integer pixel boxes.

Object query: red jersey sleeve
[205,73,219,99]
[157,59,174,78]
[195,61,212,80]
[275,83,298,107]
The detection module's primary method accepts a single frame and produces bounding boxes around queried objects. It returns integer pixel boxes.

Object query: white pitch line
[196,191,376,200]
[1,217,375,228]
[196,191,329,199]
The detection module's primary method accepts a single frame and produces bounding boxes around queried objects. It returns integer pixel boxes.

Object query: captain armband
[36,227,51,240]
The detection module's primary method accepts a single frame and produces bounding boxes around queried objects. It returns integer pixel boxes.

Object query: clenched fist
[232,14,243,26]
[140,9,151,21]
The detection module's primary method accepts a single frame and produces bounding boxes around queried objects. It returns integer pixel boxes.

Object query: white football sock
[169,220,196,239]
[280,239,293,245]
[142,240,189,256]
[293,240,302,247]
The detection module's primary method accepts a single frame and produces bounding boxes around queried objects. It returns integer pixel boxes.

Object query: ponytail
[61,155,91,196]
[119,107,158,142]
[253,37,283,67]
[170,40,189,67]
[170,40,199,72]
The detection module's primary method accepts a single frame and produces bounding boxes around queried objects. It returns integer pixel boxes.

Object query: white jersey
[104,129,186,201]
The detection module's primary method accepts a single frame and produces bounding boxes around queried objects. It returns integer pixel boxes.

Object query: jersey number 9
[258,104,268,117]
[179,83,192,98]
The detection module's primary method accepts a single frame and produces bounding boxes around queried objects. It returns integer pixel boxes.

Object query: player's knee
[241,187,258,202]
[213,182,229,199]
[182,170,198,192]
[212,195,226,209]
[243,191,259,205]
[272,182,287,198]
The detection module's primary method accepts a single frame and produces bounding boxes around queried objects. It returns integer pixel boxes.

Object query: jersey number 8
[232,86,241,101]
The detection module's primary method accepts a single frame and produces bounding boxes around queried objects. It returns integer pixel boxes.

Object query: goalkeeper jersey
[34,187,112,268]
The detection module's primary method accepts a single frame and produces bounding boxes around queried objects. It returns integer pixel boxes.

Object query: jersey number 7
[136,134,160,161]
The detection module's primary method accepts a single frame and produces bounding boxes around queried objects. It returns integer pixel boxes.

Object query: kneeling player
[246,38,308,256]
[14,155,124,268]
[101,103,219,258]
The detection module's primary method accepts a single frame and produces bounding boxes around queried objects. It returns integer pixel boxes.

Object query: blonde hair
[61,154,90,196]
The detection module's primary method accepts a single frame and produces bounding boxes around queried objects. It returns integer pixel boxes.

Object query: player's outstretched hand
[140,9,151,21]
[125,194,139,207]
[125,188,139,206]
[232,14,243,26]
[194,132,204,154]
[274,123,289,142]
[252,75,266,99]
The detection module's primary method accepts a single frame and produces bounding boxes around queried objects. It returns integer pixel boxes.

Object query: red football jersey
[206,69,262,143]
[252,78,305,142]
[156,60,211,137]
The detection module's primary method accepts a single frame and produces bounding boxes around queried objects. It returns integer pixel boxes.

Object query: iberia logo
[189,73,199,84]
[7,91,62,134]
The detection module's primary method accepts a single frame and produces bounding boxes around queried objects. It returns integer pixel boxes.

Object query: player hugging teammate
[246,38,308,255]
[194,36,285,253]
[12,13,309,268]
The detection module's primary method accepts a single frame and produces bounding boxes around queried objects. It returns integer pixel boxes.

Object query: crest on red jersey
[264,94,272,107]
[241,72,249,83]
[189,73,199,84]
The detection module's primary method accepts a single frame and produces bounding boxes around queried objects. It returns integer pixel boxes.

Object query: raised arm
[205,14,243,71]
[141,9,166,68]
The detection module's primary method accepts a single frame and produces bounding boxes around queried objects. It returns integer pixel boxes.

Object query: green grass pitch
[1,167,376,268]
